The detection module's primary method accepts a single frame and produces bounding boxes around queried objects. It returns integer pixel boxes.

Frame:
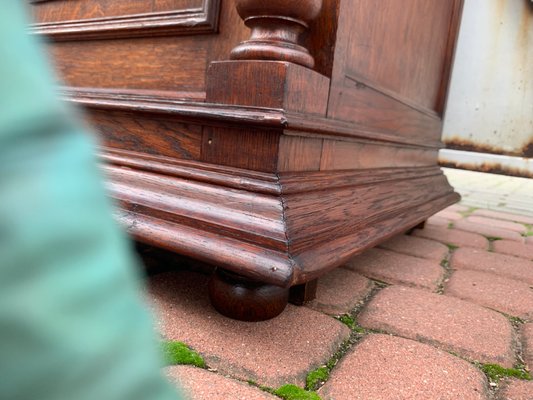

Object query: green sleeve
[0,3,182,400]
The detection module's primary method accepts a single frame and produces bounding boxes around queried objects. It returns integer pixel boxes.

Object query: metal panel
[441,0,533,176]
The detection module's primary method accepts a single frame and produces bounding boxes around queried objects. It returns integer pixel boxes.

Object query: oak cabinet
[30,0,463,320]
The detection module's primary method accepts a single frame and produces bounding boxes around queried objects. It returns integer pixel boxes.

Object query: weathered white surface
[442,0,533,157]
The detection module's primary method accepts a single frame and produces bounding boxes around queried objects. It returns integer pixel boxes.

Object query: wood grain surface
[101,149,458,287]
[30,0,220,39]
[32,0,464,306]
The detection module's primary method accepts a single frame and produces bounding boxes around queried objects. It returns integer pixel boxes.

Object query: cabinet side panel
[328,0,463,140]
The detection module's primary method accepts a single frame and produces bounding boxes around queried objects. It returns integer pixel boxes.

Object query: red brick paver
[319,334,488,400]
[413,225,489,249]
[427,216,453,228]
[306,267,374,315]
[446,204,470,213]
[493,240,533,260]
[453,220,524,242]
[166,366,278,400]
[450,248,533,284]
[434,209,464,221]
[379,234,449,261]
[444,269,533,319]
[466,216,528,234]
[149,271,350,388]
[522,323,533,370]
[345,248,444,290]
[472,209,533,225]
[497,379,533,400]
[358,286,515,366]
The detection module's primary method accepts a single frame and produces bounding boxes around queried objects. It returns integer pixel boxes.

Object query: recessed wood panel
[49,36,209,91]
[327,0,462,144]
[32,0,200,22]
[30,0,220,39]
[328,76,443,140]
[346,0,456,112]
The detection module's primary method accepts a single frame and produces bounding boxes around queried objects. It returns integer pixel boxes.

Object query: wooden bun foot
[407,220,427,234]
[208,269,289,321]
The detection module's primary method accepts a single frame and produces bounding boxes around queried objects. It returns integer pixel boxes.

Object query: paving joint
[303,277,389,392]
[507,316,529,372]
[436,247,454,294]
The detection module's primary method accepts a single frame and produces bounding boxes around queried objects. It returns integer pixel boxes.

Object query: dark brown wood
[230,0,323,68]
[90,109,202,160]
[407,220,427,235]
[327,0,462,142]
[32,0,464,320]
[30,0,221,40]
[289,279,318,306]
[208,269,289,321]
[103,150,458,288]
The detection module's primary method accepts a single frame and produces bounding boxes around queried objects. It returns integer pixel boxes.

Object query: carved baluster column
[230,0,323,68]
[205,0,328,112]
[204,0,329,321]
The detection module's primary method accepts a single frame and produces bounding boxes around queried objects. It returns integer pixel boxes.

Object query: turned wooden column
[205,0,326,321]
[230,0,323,68]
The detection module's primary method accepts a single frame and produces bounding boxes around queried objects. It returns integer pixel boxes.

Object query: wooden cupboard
[30,0,463,320]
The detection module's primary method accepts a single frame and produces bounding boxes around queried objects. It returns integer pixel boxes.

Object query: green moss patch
[306,367,329,390]
[274,384,321,400]
[161,341,206,368]
[335,314,365,333]
[481,364,531,382]
[445,243,459,251]
[336,314,356,330]
[485,236,502,242]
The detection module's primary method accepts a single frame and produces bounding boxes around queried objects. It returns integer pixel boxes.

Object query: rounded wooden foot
[208,269,289,321]
[407,220,426,235]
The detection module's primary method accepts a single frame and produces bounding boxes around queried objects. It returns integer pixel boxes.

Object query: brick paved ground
[143,169,533,399]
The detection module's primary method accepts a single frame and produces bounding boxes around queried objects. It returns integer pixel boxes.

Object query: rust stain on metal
[444,137,533,158]
[439,159,533,179]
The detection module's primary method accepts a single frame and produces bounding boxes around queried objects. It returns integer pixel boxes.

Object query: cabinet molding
[30,0,220,40]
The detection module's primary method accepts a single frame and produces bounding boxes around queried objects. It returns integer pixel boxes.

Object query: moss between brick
[481,364,531,382]
[306,366,329,390]
[445,243,459,251]
[335,314,365,333]
[336,314,356,330]
[304,317,368,392]
[274,384,321,400]
[161,341,206,368]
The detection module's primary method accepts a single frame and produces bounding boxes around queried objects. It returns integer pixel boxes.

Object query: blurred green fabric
[0,3,181,399]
